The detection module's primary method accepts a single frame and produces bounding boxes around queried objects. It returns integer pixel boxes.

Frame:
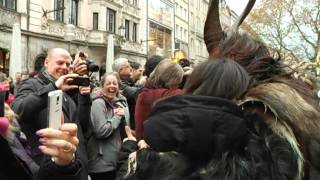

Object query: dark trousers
[89,171,116,180]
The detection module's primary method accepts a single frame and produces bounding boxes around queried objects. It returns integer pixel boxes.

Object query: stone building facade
[0,0,239,76]
[0,0,147,76]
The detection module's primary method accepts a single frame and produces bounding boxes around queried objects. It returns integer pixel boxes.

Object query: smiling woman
[87,71,130,180]
[101,72,121,100]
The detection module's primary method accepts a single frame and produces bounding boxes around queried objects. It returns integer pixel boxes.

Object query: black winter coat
[144,95,249,163]
[12,72,91,180]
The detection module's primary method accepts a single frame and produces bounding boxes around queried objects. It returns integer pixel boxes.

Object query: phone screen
[48,90,63,129]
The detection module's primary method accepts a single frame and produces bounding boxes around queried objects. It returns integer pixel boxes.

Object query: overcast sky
[225,0,261,15]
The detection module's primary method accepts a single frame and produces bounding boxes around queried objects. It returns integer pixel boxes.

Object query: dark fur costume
[203,0,320,179]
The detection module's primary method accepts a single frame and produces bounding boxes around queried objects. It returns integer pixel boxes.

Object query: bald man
[12,48,91,180]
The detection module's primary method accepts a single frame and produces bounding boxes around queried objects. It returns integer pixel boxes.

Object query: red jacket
[135,88,182,141]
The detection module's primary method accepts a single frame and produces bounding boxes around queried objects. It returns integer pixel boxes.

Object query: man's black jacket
[12,72,91,180]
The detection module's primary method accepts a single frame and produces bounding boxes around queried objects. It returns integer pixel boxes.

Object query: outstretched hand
[123,126,136,142]
[137,140,149,149]
[37,123,79,166]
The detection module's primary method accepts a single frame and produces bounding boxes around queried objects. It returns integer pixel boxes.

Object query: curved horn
[204,0,224,55]
[230,0,256,31]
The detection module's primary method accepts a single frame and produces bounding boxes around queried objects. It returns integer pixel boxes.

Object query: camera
[74,51,100,88]
[86,59,99,72]
[78,52,99,72]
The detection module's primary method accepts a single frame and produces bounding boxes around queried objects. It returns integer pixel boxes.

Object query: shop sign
[43,21,88,41]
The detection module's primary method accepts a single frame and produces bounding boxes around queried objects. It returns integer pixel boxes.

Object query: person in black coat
[12,48,91,180]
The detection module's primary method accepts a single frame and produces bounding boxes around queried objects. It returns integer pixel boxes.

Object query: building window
[132,23,137,42]
[148,21,172,58]
[54,0,64,22]
[132,0,138,7]
[69,0,78,25]
[198,40,201,55]
[0,0,16,10]
[175,24,178,37]
[125,19,130,41]
[184,9,187,20]
[107,8,116,33]
[190,12,194,25]
[175,3,178,15]
[0,48,9,75]
[93,13,98,30]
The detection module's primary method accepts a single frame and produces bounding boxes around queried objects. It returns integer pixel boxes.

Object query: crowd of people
[0,0,320,180]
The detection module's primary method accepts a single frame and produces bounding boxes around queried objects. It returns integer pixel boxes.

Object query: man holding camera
[12,48,91,180]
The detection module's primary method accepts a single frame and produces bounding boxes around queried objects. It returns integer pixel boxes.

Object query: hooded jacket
[87,94,130,173]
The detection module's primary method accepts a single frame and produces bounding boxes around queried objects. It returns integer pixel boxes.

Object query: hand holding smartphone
[70,76,90,86]
[48,90,63,129]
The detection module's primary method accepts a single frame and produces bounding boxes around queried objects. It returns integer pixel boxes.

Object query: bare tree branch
[287,4,316,50]
[247,0,318,62]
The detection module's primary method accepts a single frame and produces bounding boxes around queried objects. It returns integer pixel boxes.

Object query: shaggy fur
[239,82,320,180]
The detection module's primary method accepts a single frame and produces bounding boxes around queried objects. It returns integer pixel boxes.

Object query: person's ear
[44,58,49,68]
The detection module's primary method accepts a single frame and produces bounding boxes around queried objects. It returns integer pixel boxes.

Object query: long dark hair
[184,58,250,100]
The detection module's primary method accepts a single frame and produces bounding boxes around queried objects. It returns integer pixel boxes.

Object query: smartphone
[48,90,63,129]
[71,76,90,86]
